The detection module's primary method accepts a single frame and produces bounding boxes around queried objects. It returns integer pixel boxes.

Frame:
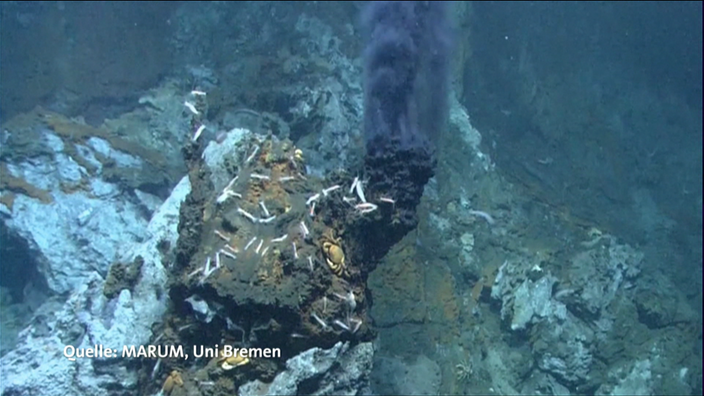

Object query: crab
[162,370,184,395]
[217,351,250,370]
[319,229,345,276]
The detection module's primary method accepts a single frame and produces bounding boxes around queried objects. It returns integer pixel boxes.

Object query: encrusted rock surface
[239,342,374,396]
[0,176,190,395]
[147,127,391,393]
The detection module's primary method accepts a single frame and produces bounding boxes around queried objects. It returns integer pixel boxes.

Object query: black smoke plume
[355,1,453,266]
[362,1,452,157]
